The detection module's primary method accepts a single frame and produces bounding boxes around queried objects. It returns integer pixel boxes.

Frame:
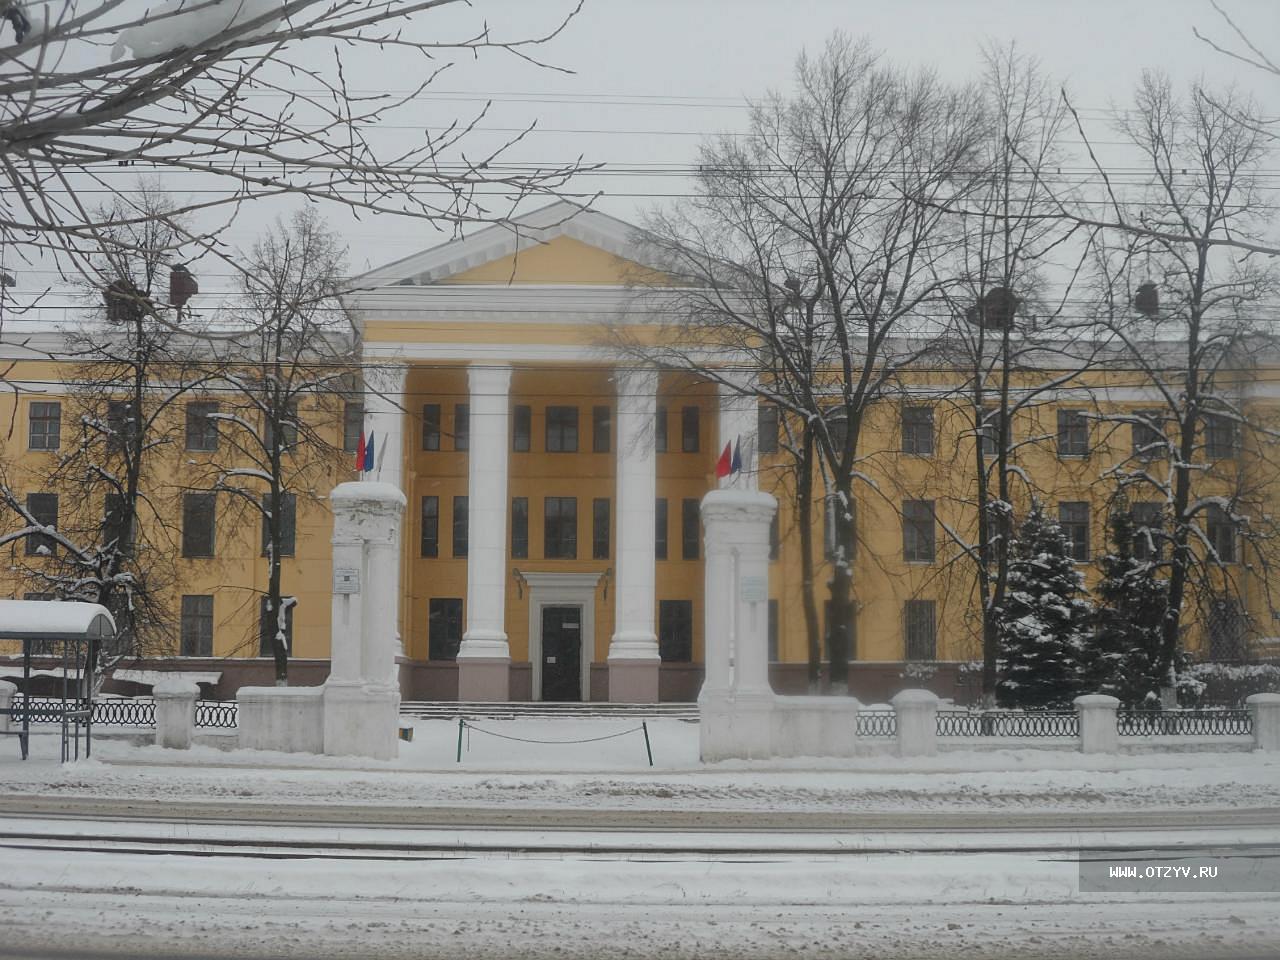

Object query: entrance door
[540,605,582,701]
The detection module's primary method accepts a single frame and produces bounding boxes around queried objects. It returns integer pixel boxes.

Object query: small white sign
[333,567,360,595]
[740,575,768,603]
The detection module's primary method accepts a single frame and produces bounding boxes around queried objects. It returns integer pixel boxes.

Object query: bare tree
[1088,74,1279,699]
[919,46,1105,706]
[0,183,213,681]
[196,207,356,684]
[1,0,590,284]
[623,35,984,692]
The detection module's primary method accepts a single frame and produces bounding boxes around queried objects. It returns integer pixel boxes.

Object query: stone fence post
[891,689,939,757]
[153,678,199,749]
[1246,693,1280,752]
[0,680,14,733]
[1074,694,1120,754]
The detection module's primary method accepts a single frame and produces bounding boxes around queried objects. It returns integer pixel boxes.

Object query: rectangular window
[655,498,668,560]
[422,403,441,451]
[452,496,468,558]
[258,596,295,656]
[768,599,779,662]
[681,498,700,560]
[1204,413,1239,460]
[453,403,470,451]
[107,399,136,452]
[179,595,214,657]
[420,496,439,558]
[264,400,299,450]
[904,599,937,661]
[28,401,61,451]
[902,500,935,563]
[1132,501,1163,562]
[769,513,780,561]
[512,404,531,453]
[980,408,999,457]
[103,493,134,556]
[260,492,297,557]
[428,598,464,661]
[1207,598,1245,661]
[592,498,610,560]
[343,402,363,454]
[1206,503,1237,563]
[511,497,528,560]
[901,406,934,456]
[181,493,216,558]
[24,493,58,557]
[655,406,668,453]
[758,404,779,455]
[1131,409,1163,460]
[184,401,219,452]
[545,405,579,453]
[592,405,610,453]
[658,599,693,662]
[1059,501,1090,562]
[1056,409,1089,457]
[681,405,700,453]
[543,497,578,559]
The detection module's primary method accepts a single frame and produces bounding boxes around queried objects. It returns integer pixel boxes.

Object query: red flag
[715,440,732,478]
[355,430,366,472]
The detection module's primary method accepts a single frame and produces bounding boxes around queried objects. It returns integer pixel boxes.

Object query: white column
[363,362,409,491]
[717,372,759,490]
[457,364,513,701]
[609,367,660,702]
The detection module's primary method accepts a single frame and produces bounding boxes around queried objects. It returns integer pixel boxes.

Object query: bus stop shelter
[0,599,116,761]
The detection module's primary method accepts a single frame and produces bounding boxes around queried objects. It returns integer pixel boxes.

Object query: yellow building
[2,201,1276,701]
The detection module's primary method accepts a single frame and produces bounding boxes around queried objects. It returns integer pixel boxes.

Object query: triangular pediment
[350,200,666,288]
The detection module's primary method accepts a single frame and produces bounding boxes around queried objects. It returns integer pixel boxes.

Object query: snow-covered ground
[1,717,1276,958]
[1,717,1276,814]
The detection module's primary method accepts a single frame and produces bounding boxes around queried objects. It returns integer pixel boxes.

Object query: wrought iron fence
[13,696,238,729]
[195,701,238,728]
[936,710,1079,738]
[1117,709,1252,737]
[857,711,896,737]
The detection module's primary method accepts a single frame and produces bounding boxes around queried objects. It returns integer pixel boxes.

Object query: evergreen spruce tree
[996,502,1092,708]
[1086,505,1169,705]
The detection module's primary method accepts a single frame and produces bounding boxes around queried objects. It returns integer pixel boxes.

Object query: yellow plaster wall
[442,235,662,286]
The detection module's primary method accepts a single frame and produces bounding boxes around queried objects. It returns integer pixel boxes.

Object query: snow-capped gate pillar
[1074,694,1120,754]
[698,488,776,761]
[153,678,199,750]
[323,481,406,760]
[891,688,939,757]
[1246,693,1280,752]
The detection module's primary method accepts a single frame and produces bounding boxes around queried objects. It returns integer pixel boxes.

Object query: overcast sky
[10,0,1280,315]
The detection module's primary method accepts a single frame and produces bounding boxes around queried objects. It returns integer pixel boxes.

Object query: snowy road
[0,810,1277,959]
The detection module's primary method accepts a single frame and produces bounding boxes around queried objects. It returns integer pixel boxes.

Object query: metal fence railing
[12,696,238,729]
[1117,709,1252,737]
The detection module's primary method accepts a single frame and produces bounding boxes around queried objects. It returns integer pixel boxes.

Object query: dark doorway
[540,605,582,701]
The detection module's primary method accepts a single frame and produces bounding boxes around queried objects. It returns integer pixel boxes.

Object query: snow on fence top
[0,599,116,641]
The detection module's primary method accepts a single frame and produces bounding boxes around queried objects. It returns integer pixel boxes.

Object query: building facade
[2,202,1277,701]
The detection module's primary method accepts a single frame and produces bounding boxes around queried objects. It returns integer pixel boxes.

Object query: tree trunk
[797,427,822,692]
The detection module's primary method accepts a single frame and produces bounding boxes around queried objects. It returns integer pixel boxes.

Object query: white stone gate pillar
[609,367,661,702]
[699,489,776,759]
[323,481,406,760]
[457,364,513,701]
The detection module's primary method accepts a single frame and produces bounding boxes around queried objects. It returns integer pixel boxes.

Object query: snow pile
[111,0,282,62]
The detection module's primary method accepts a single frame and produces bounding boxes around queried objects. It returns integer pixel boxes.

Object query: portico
[344,202,759,702]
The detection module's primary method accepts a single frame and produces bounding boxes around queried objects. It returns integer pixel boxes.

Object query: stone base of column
[699,690,775,761]
[323,682,400,761]
[457,657,511,702]
[607,657,660,703]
